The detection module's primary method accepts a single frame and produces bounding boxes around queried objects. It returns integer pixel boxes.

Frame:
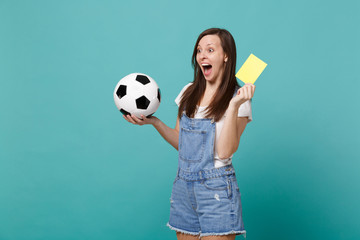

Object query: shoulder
[238,100,252,123]
[175,83,193,106]
[180,83,193,92]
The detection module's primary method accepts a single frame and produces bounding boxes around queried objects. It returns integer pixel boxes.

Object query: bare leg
[176,232,200,240]
[201,234,236,240]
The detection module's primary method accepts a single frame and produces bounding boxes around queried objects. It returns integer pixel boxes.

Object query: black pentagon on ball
[157,88,161,102]
[120,108,130,116]
[116,85,127,99]
[136,95,150,110]
[135,75,150,85]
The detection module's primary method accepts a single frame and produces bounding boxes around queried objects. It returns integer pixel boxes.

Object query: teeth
[202,64,211,66]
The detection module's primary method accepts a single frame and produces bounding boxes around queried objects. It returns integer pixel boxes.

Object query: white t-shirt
[175,83,252,168]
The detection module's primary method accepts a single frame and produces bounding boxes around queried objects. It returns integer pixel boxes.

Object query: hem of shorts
[200,230,246,238]
[166,222,200,236]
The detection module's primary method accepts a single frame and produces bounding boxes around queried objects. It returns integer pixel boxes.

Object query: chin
[202,73,213,81]
[204,75,216,82]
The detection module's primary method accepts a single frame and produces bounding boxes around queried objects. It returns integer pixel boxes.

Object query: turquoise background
[1,0,359,239]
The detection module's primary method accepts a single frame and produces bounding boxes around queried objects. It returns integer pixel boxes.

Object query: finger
[247,85,252,99]
[245,83,253,88]
[251,85,255,96]
[131,114,144,125]
[141,115,149,123]
[123,115,131,123]
[123,114,133,123]
[247,84,253,97]
[238,87,244,98]
[126,115,137,124]
[243,86,248,100]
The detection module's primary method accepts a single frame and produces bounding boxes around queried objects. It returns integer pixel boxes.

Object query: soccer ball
[113,73,161,118]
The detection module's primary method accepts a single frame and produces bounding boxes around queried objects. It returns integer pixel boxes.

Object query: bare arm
[123,114,180,150]
[152,117,179,150]
[217,107,248,159]
[217,83,255,159]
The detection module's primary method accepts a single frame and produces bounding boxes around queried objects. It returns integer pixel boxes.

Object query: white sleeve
[238,100,253,123]
[175,83,193,106]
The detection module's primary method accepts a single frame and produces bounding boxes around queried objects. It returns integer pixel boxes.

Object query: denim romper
[167,110,246,238]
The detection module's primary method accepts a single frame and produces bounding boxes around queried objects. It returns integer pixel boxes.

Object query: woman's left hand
[229,83,256,108]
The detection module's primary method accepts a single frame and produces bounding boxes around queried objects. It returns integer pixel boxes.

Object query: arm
[217,108,248,159]
[217,83,255,159]
[152,117,179,150]
[123,114,180,150]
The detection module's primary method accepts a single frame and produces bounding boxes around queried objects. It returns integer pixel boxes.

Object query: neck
[205,71,223,95]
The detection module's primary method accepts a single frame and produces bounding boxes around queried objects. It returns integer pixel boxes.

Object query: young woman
[124,28,255,240]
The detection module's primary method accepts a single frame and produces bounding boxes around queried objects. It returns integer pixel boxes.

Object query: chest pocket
[179,128,206,162]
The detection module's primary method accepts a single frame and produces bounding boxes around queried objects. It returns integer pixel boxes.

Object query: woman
[124,28,255,240]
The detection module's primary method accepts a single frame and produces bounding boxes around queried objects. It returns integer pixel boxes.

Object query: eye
[208,48,214,53]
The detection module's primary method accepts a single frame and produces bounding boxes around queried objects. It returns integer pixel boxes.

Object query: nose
[198,51,208,60]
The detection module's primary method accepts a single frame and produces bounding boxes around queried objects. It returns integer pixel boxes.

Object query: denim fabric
[167,113,246,238]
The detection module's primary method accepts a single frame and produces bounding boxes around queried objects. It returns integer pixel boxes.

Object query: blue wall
[1,0,359,239]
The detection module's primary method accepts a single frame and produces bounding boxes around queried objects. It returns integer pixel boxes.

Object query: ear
[224,54,228,63]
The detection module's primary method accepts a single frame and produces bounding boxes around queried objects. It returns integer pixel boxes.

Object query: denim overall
[167,110,246,238]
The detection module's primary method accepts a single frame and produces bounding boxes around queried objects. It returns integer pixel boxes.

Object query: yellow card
[235,54,267,84]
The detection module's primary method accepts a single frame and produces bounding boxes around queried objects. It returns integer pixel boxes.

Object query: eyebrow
[197,43,215,47]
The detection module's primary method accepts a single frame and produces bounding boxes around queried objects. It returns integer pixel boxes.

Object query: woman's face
[196,34,228,83]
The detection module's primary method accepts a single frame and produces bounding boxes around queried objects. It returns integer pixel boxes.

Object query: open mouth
[202,64,212,76]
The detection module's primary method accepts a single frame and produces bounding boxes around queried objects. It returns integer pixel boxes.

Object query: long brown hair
[177,28,240,122]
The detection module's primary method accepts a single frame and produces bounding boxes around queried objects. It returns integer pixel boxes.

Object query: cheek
[196,55,201,65]
[213,56,224,68]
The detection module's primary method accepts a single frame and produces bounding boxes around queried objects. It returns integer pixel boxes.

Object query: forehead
[198,34,221,47]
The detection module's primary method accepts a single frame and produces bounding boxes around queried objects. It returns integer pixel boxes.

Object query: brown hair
[177,28,240,122]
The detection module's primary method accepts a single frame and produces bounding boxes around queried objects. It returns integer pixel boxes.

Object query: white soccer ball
[113,73,161,118]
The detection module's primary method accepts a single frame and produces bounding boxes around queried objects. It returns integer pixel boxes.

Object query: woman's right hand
[123,114,158,126]
[123,114,179,150]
